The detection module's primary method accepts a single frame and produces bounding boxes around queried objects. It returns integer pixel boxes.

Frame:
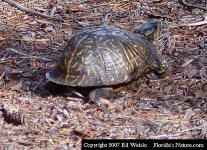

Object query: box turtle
[46,21,171,105]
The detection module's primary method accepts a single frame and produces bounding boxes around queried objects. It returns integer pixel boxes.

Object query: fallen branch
[2,0,63,21]
[180,0,207,11]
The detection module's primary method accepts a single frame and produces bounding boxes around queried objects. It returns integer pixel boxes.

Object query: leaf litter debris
[0,0,207,149]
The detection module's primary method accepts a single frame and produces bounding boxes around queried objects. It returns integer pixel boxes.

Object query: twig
[181,58,194,68]
[187,20,207,26]
[0,56,51,63]
[0,36,50,42]
[0,71,5,80]
[180,0,207,11]
[146,126,204,139]
[8,48,52,61]
[2,0,63,21]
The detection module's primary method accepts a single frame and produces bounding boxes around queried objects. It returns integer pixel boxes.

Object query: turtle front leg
[89,87,113,106]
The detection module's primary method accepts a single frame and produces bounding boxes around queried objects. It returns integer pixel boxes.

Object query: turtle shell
[46,26,158,87]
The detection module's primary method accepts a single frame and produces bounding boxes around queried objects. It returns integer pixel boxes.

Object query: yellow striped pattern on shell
[46,26,157,87]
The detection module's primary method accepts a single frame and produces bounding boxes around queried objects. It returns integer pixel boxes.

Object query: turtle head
[151,56,172,78]
[134,21,161,43]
